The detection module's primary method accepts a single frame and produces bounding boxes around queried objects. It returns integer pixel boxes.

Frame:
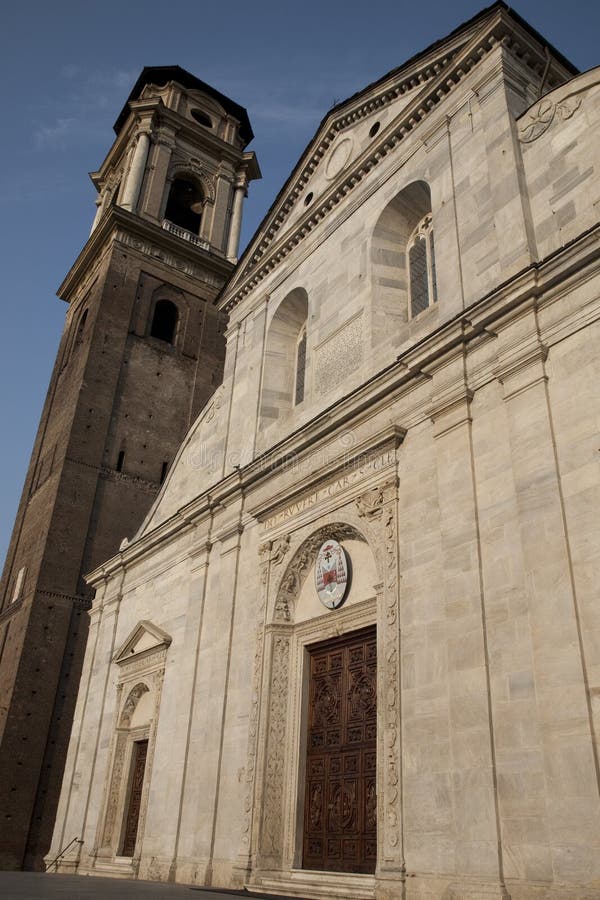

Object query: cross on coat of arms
[315,539,349,609]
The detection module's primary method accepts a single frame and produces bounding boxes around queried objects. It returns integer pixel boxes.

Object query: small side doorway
[302,626,377,874]
[122,739,148,857]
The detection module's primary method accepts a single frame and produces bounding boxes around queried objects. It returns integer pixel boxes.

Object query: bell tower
[0,66,259,870]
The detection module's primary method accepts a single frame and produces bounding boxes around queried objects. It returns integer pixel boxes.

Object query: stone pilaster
[495,304,600,886]
[427,348,508,898]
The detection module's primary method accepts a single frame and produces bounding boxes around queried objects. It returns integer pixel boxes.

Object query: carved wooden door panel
[303,627,376,874]
[122,739,148,857]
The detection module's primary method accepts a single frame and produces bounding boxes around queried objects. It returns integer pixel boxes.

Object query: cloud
[34,117,77,149]
[32,66,137,152]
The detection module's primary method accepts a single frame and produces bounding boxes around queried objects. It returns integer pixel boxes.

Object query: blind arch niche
[260,288,309,429]
[371,180,435,344]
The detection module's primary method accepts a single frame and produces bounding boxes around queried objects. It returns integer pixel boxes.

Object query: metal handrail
[45,836,83,872]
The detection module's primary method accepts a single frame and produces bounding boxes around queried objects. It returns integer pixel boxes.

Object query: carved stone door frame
[284,600,378,873]
[241,474,403,898]
[92,621,171,874]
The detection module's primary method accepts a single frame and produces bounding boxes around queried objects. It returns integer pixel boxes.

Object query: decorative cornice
[65,456,161,495]
[220,11,571,314]
[84,222,600,587]
[58,206,234,303]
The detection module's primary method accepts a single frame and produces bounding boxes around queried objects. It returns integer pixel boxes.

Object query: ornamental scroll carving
[101,681,151,848]
[355,477,403,862]
[519,93,582,143]
[97,650,167,859]
[238,536,289,859]
[168,155,216,204]
[356,485,384,521]
[262,634,290,858]
[382,503,401,854]
[274,523,363,622]
[239,542,271,852]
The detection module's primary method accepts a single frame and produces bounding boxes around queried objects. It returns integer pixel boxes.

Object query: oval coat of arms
[315,540,349,609]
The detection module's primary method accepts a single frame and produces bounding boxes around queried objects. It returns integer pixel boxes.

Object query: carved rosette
[519,93,582,143]
[356,478,403,865]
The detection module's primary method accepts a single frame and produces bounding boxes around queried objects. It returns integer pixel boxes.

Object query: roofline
[326,2,577,123]
[113,65,254,146]
[218,2,579,301]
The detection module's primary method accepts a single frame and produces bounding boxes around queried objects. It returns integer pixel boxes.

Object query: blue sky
[1,0,599,570]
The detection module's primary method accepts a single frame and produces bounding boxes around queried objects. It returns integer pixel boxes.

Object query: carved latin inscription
[315,314,363,396]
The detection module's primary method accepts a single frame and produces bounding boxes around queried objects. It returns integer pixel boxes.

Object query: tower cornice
[58,206,235,303]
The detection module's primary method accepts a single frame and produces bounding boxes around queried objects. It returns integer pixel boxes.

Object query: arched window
[408,214,437,318]
[150,299,178,344]
[75,308,88,345]
[260,288,308,428]
[295,326,307,405]
[371,180,436,345]
[164,177,203,235]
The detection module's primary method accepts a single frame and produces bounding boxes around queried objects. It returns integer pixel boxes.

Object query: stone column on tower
[226,173,248,260]
[120,128,151,213]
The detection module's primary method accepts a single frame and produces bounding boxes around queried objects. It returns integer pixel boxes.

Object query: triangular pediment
[219,2,575,315]
[114,620,172,665]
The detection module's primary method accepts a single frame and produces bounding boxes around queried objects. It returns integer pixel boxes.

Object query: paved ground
[0,873,311,900]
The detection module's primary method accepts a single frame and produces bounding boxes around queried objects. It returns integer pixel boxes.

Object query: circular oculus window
[190,109,212,128]
[325,136,353,180]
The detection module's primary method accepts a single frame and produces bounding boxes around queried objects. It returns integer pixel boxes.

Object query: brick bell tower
[0,66,259,870]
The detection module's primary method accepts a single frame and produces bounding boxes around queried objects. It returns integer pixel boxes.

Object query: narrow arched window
[260,287,308,427]
[408,215,437,318]
[295,327,307,405]
[75,309,88,346]
[164,178,203,235]
[150,300,178,344]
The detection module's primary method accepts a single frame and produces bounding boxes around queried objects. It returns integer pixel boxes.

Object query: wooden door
[303,627,377,874]
[122,739,148,857]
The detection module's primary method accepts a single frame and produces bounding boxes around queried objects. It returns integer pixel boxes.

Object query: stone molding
[93,631,168,868]
[273,523,364,622]
[167,155,217,205]
[241,469,403,884]
[117,231,223,287]
[86,231,600,587]
[221,16,564,313]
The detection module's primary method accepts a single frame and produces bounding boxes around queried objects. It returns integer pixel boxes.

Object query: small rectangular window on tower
[12,567,27,603]
[160,461,169,484]
[116,450,125,472]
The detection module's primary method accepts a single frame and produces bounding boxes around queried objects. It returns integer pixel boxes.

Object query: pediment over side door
[114,620,172,665]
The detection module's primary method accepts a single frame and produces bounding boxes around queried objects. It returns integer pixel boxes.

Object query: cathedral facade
[34,3,600,898]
